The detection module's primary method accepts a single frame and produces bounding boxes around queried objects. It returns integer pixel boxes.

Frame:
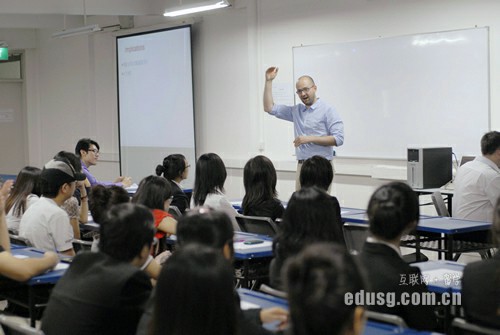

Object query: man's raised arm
[263,67,278,113]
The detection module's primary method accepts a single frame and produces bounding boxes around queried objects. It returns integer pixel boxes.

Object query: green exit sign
[0,47,8,60]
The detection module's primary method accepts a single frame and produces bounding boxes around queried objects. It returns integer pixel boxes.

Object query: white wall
[13,0,500,210]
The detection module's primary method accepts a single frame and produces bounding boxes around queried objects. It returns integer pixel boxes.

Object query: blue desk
[10,243,28,250]
[342,209,491,260]
[414,260,464,294]
[233,232,273,289]
[4,248,68,326]
[238,288,439,335]
[167,232,274,289]
[233,232,273,260]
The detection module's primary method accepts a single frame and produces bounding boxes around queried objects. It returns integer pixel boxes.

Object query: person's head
[54,151,86,189]
[5,166,42,216]
[480,131,500,165]
[285,243,366,335]
[367,182,419,241]
[277,186,343,258]
[99,203,154,262]
[299,155,333,191]
[40,159,86,199]
[132,175,172,211]
[296,75,317,107]
[155,154,189,182]
[492,196,500,246]
[242,155,278,210]
[193,153,227,206]
[152,244,238,335]
[89,184,130,224]
[177,206,234,259]
[75,138,100,166]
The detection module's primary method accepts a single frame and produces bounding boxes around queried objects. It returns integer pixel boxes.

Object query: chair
[0,315,44,335]
[451,317,499,335]
[431,191,450,216]
[342,222,369,255]
[365,310,408,329]
[259,284,288,299]
[8,234,33,247]
[72,239,93,253]
[168,205,182,220]
[235,215,280,237]
[343,223,428,262]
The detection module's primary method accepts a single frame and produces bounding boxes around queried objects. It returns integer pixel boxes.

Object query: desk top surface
[238,288,440,335]
[11,248,68,285]
[414,260,464,294]
[342,210,491,234]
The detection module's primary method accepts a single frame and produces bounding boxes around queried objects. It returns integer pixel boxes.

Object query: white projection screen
[117,25,195,188]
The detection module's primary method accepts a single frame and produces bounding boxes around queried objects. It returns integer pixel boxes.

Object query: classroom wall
[5,0,500,210]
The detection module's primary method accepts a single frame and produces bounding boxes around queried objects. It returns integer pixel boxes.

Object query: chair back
[0,315,44,335]
[9,234,33,247]
[235,215,280,237]
[365,310,408,329]
[451,317,500,335]
[342,222,369,255]
[168,205,182,220]
[431,191,450,217]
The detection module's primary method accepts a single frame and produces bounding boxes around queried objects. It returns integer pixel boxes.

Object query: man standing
[453,131,500,222]
[20,159,87,256]
[75,138,133,188]
[263,67,344,190]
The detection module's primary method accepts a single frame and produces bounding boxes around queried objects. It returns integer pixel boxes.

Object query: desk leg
[29,286,35,328]
[415,232,421,261]
[445,234,454,261]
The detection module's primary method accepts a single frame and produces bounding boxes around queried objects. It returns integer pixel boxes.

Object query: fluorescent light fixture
[52,24,102,38]
[164,0,230,17]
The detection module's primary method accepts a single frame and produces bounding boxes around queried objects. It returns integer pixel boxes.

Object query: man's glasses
[296,87,312,95]
[88,149,99,155]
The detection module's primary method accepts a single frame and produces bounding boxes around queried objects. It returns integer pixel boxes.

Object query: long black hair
[242,155,278,214]
[192,153,227,206]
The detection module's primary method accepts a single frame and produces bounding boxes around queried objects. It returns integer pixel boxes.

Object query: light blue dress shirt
[270,98,344,160]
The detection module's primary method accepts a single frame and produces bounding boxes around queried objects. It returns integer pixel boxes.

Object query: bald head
[297,75,315,86]
[296,75,317,106]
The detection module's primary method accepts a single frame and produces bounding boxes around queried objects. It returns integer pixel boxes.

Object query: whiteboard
[293,28,490,159]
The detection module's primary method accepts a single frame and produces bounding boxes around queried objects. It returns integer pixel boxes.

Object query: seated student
[89,185,160,280]
[54,151,90,240]
[242,155,284,220]
[19,159,87,256]
[136,207,288,335]
[151,245,238,335]
[453,131,500,221]
[285,243,366,335]
[359,182,437,331]
[132,175,177,255]
[270,186,344,290]
[462,196,500,328]
[5,166,41,233]
[41,203,155,335]
[75,138,133,188]
[0,180,58,281]
[155,154,190,213]
[299,155,343,242]
[191,153,239,230]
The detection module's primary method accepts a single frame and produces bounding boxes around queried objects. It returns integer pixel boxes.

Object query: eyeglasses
[88,149,99,155]
[296,87,313,95]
